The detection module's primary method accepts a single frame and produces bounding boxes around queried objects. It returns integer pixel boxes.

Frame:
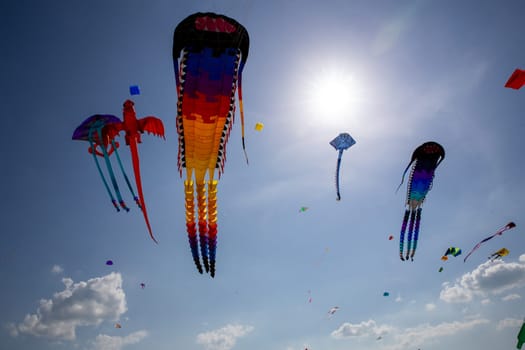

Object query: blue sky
[2,1,525,349]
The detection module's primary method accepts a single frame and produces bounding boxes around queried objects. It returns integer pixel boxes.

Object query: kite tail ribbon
[129,140,157,243]
[409,208,422,260]
[208,180,218,278]
[238,66,249,165]
[96,128,129,212]
[196,181,210,273]
[399,209,410,261]
[111,140,141,209]
[185,180,203,274]
[335,149,343,201]
[405,209,417,261]
[88,139,120,212]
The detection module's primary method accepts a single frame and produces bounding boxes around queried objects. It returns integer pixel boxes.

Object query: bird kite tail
[185,180,202,274]
[335,149,343,201]
[89,138,120,212]
[399,209,410,261]
[129,140,157,243]
[410,208,422,261]
[196,181,209,273]
[405,209,417,261]
[207,180,219,278]
[96,129,129,212]
[111,140,141,209]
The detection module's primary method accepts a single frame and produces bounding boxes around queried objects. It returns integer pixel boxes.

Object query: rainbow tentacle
[196,181,210,273]
[185,180,202,273]
[399,210,410,260]
[405,209,416,261]
[410,208,422,260]
[207,180,218,278]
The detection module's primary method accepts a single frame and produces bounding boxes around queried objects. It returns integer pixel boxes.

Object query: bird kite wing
[505,69,525,90]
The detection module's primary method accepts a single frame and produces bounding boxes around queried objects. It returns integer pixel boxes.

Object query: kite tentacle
[208,180,218,278]
[111,140,141,209]
[410,208,422,260]
[96,129,129,212]
[405,209,416,261]
[335,149,343,201]
[237,54,249,165]
[196,181,210,273]
[185,180,203,273]
[399,209,410,261]
[88,137,120,212]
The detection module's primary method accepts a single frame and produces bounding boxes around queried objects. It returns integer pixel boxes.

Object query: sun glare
[307,68,360,125]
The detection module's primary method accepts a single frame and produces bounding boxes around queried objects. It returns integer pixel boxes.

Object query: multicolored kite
[441,246,462,261]
[173,13,249,277]
[489,247,509,262]
[73,100,165,243]
[329,133,356,201]
[397,142,445,261]
[463,222,516,262]
[505,68,525,90]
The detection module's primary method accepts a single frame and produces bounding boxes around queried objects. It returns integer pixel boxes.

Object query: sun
[306,68,360,125]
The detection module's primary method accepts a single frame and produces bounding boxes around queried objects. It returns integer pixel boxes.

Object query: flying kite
[105,260,114,266]
[441,247,462,261]
[397,142,445,261]
[140,283,146,289]
[463,222,516,262]
[489,248,509,261]
[104,100,165,243]
[173,12,249,277]
[299,206,309,213]
[327,306,339,317]
[438,267,444,272]
[518,318,525,349]
[254,122,264,131]
[73,114,130,212]
[383,292,390,297]
[505,68,525,90]
[329,133,356,201]
[73,101,164,243]
[388,235,394,240]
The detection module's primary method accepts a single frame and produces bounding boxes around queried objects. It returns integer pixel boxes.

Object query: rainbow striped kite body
[173,13,249,277]
[397,142,445,261]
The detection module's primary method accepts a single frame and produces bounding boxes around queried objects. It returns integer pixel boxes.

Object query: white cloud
[92,330,148,350]
[440,260,525,303]
[520,254,525,263]
[51,265,64,274]
[502,293,521,301]
[425,303,436,311]
[497,318,523,330]
[386,318,489,350]
[481,299,491,305]
[331,320,393,339]
[10,272,127,340]
[196,324,254,350]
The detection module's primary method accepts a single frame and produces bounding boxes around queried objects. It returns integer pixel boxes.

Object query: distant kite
[329,133,356,201]
[129,85,140,95]
[488,247,509,262]
[505,69,525,90]
[397,142,445,261]
[441,247,462,261]
[518,318,525,349]
[140,283,146,289]
[106,260,114,266]
[438,267,444,272]
[327,306,339,317]
[299,206,309,213]
[388,235,394,240]
[254,122,264,131]
[383,292,390,297]
[115,323,122,329]
[463,222,516,262]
